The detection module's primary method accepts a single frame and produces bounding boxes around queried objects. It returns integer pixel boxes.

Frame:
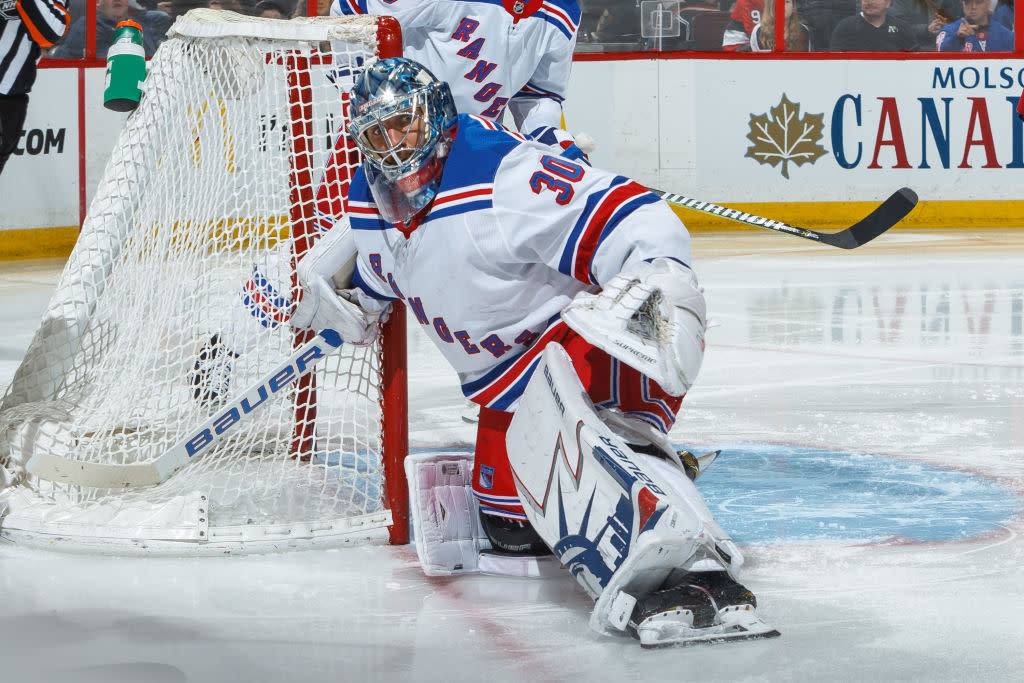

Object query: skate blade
[638,609,780,648]
[695,450,719,475]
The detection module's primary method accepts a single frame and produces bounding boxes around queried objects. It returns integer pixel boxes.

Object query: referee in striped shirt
[0,0,69,175]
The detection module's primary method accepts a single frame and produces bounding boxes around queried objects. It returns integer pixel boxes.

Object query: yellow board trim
[0,217,292,262]
[0,226,81,261]
[3,201,1024,260]
[670,200,1024,232]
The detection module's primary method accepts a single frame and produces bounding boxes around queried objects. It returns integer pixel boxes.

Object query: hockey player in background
[192,0,588,404]
[288,57,780,647]
[330,0,582,141]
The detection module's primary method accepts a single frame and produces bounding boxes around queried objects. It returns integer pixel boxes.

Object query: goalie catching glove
[561,257,706,397]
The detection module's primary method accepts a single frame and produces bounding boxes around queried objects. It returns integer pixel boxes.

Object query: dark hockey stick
[652,187,918,249]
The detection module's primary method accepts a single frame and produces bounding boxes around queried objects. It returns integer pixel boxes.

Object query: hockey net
[0,10,409,554]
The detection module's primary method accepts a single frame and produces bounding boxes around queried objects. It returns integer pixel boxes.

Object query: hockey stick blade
[654,187,918,249]
[25,329,345,489]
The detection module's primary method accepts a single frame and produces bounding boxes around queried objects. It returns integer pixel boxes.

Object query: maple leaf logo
[745,95,827,179]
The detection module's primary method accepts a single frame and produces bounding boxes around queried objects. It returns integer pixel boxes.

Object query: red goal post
[279,14,409,544]
[0,10,411,553]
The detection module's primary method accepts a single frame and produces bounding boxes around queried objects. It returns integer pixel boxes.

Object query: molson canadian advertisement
[566,57,1024,226]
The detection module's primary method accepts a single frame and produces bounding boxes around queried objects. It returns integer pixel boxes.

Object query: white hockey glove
[561,258,706,396]
[291,217,380,345]
[290,279,380,346]
[574,131,597,156]
[296,215,358,291]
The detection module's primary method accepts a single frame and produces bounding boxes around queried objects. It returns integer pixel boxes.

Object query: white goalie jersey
[331,0,580,133]
[343,115,694,410]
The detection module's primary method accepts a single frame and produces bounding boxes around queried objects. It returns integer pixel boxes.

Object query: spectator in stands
[254,0,285,18]
[209,0,245,13]
[723,0,762,51]
[593,0,643,45]
[1,0,69,176]
[795,0,856,50]
[888,0,960,50]
[830,0,916,50]
[168,0,206,20]
[936,0,1013,50]
[65,0,86,24]
[57,0,172,57]
[993,0,1013,30]
[751,0,813,50]
[291,0,330,17]
[578,0,610,42]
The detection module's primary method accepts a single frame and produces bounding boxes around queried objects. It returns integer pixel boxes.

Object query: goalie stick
[653,187,918,249]
[24,329,345,489]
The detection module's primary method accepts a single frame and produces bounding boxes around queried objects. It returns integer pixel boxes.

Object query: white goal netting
[0,11,408,554]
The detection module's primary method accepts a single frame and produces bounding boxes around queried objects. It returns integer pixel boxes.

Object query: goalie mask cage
[0,10,410,554]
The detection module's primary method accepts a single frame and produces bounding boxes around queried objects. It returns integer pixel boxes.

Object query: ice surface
[1,230,1022,682]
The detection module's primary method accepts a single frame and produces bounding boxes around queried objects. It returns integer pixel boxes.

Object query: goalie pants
[472,326,683,520]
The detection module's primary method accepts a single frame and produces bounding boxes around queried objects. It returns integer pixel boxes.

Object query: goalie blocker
[505,344,779,647]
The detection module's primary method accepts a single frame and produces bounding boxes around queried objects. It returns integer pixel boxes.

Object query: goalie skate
[635,606,780,648]
[630,572,781,648]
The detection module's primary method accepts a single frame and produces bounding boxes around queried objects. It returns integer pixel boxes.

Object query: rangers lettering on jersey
[340,116,692,411]
[330,0,579,131]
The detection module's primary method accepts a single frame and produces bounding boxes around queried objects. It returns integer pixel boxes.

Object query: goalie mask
[348,58,457,224]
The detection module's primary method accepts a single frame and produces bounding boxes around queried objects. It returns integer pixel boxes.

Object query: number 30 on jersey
[529,155,585,205]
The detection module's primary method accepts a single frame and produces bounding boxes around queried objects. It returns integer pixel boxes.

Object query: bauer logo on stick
[182,338,335,459]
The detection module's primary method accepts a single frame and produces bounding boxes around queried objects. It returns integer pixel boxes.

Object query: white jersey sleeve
[488,130,693,288]
[505,1,580,133]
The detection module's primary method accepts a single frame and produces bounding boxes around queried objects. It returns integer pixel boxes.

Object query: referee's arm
[15,0,70,50]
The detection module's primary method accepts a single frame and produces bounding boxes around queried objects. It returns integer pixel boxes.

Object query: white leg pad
[405,452,490,576]
[506,343,736,634]
[404,452,562,578]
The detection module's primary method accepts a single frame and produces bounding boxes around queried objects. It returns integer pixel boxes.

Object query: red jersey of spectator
[722,0,764,51]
